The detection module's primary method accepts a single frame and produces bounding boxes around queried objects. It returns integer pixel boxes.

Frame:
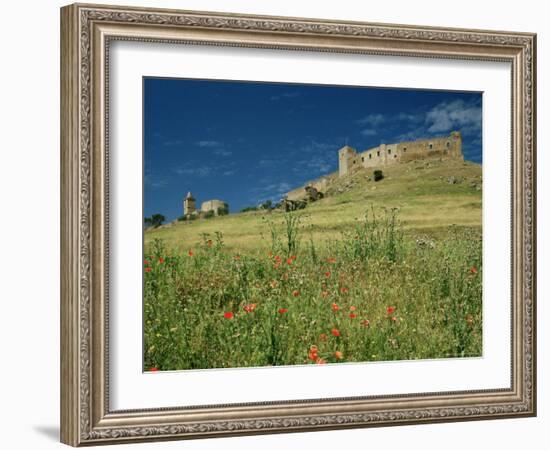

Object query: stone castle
[285,131,463,201]
[338,131,463,177]
[180,132,464,214]
[183,192,228,218]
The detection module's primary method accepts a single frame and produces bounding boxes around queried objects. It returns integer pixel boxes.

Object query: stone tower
[338,145,358,177]
[183,191,196,216]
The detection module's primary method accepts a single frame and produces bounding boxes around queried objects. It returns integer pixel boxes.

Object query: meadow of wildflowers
[143,208,482,371]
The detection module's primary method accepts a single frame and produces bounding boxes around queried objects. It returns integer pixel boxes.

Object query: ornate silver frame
[60,3,536,446]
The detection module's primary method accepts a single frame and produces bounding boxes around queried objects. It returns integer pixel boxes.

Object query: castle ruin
[338,131,463,177]
[201,199,228,216]
[183,192,229,218]
[284,132,464,201]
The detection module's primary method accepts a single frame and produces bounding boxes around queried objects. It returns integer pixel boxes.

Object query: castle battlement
[338,131,463,177]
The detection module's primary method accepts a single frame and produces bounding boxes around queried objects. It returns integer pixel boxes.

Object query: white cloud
[194,140,232,156]
[162,139,184,147]
[356,113,385,127]
[144,174,169,189]
[387,98,481,143]
[425,99,481,134]
[195,140,221,148]
[257,159,283,168]
[360,129,377,136]
[213,148,232,157]
[173,166,213,177]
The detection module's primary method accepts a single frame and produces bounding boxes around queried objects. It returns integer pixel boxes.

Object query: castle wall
[201,199,228,215]
[283,132,463,200]
[285,176,332,201]
[340,132,463,174]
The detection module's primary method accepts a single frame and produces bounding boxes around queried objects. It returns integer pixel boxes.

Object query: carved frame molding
[60,3,536,446]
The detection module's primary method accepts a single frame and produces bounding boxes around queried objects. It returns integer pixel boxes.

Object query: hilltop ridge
[146,158,482,253]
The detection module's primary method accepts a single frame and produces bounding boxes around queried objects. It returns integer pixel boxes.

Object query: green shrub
[217,205,229,216]
[374,170,384,182]
[204,210,215,219]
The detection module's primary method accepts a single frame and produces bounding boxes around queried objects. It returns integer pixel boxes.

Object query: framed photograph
[60,3,536,446]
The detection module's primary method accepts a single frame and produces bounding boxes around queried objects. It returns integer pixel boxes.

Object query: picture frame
[60,2,536,446]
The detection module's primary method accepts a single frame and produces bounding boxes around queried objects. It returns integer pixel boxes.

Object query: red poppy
[145,267,152,273]
[316,357,327,365]
[361,319,370,327]
[243,303,257,313]
[287,258,293,265]
[331,303,339,312]
[188,249,194,257]
[144,259,150,265]
[391,316,398,323]
[340,287,349,294]
[292,290,300,297]
[334,351,344,360]
[349,313,357,319]
[331,328,341,337]
[158,257,164,264]
[290,255,297,261]
[223,311,234,319]
[350,306,356,311]
[327,257,337,264]
[234,255,241,261]
[148,367,159,372]
[278,308,288,314]
[386,306,396,315]
[274,255,282,262]
[308,345,319,361]
[469,266,478,274]
[324,271,331,278]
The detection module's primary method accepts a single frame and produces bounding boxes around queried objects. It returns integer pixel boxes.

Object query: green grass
[143,160,483,371]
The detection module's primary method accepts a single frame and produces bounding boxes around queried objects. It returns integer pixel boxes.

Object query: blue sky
[144,78,482,221]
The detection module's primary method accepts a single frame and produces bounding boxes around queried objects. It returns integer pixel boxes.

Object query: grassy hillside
[144,158,482,370]
[146,158,482,254]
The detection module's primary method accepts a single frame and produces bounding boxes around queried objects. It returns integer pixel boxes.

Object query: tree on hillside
[144,213,165,228]
[260,200,273,210]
